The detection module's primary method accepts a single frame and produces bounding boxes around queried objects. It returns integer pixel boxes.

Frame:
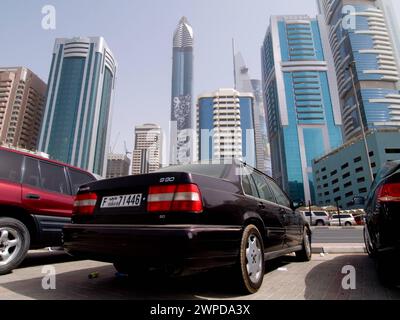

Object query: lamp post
[347,61,374,183]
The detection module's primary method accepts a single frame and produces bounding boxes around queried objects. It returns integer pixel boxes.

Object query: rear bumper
[63,224,242,273]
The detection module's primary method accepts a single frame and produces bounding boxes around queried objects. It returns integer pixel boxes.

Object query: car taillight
[377,183,400,202]
[147,184,203,213]
[73,193,97,215]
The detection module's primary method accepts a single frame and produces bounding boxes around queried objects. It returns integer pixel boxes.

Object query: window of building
[333,187,340,193]
[334,196,341,202]
[321,167,326,172]
[330,170,337,176]
[322,175,327,180]
[332,179,339,185]
[357,177,365,183]
[355,167,363,173]
[324,191,330,196]
[323,183,328,188]
[369,151,374,157]
[342,172,350,179]
[341,163,349,170]
[359,188,368,194]
[345,191,354,198]
[385,149,400,154]
[354,156,362,163]
[344,181,352,188]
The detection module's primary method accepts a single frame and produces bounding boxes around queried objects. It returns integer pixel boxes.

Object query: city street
[0,237,399,300]
[311,226,364,243]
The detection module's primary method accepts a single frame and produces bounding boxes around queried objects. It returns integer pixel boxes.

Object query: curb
[311,245,366,254]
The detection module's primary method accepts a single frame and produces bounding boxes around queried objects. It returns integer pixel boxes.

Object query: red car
[0,146,96,274]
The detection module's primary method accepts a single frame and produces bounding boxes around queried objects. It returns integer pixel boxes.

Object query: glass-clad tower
[38,37,117,177]
[261,15,343,203]
[170,17,194,165]
[318,0,400,140]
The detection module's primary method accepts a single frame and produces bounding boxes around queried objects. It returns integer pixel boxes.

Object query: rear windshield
[156,164,230,179]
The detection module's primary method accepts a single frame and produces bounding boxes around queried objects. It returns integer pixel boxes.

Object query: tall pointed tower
[170,17,194,165]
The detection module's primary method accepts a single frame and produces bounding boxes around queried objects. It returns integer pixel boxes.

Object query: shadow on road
[19,250,80,269]
[1,255,296,300]
[304,254,400,300]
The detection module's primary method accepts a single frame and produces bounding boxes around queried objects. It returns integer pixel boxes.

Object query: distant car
[63,162,312,294]
[0,146,96,275]
[355,160,400,286]
[330,214,355,226]
[299,211,330,226]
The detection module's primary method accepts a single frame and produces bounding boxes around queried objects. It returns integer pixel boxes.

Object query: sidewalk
[312,243,366,254]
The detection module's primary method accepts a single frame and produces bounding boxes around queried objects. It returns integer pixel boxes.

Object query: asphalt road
[0,250,399,300]
[311,227,364,244]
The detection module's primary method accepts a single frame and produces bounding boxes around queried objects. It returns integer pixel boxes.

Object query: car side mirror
[292,201,304,210]
[353,196,365,206]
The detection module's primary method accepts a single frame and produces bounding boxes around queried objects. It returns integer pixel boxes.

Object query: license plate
[100,194,142,208]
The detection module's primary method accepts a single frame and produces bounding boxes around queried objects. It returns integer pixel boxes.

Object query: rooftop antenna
[232,38,237,90]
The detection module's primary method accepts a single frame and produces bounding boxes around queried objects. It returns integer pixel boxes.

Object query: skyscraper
[0,67,46,150]
[234,52,272,175]
[132,123,162,175]
[106,153,131,178]
[170,17,194,165]
[38,37,117,177]
[197,88,256,166]
[318,0,400,140]
[261,15,343,203]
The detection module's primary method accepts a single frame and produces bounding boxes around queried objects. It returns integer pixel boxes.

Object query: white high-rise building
[197,88,256,166]
[132,124,162,175]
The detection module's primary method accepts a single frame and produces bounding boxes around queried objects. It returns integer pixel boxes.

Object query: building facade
[234,52,272,175]
[106,153,131,179]
[313,128,400,208]
[261,15,343,203]
[38,37,117,177]
[197,88,256,166]
[170,17,194,165]
[132,124,162,175]
[318,0,400,141]
[0,67,46,150]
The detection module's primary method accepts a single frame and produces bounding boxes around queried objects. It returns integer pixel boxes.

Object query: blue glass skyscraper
[38,37,117,176]
[318,0,400,140]
[170,17,194,165]
[261,15,343,203]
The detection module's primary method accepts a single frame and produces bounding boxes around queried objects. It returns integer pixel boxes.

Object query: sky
[1,0,400,157]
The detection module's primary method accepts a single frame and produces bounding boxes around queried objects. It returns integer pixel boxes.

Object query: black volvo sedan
[63,162,311,293]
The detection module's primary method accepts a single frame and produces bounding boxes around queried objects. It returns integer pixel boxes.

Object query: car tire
[235,224,265,294]
[0,217,30,275]
[345,222,352,226]
[295,228,312,262]
[316,220,324,226]
[363,227,375,258]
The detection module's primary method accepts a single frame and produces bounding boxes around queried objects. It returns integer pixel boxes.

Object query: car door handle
[258,203,265,209]
[26,193,41,200]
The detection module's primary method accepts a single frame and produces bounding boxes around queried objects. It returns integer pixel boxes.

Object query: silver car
[330,214,355,226]
[300,211,331,226]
